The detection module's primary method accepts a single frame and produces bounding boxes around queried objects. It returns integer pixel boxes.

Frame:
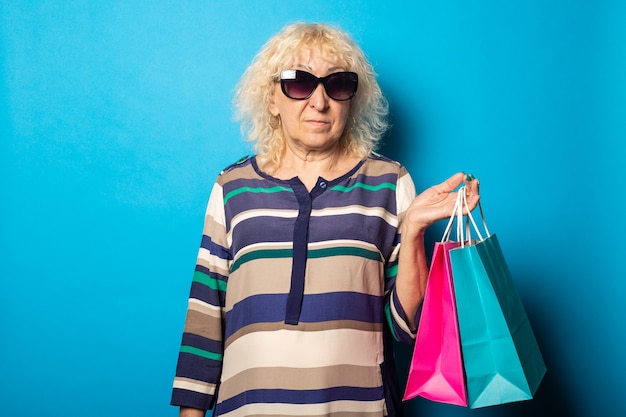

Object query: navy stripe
[200,235,232,260]
[189,280,225,305]
[224,292,384,339]
[229,216,296,255]
[217,386,384,414]
[174,352,222,382]
[182,332,223,355]
[171,388,213,410]
[195,265,229,285]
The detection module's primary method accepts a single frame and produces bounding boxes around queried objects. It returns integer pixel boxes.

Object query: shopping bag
[403,240,467,406]
[449,189,546,408]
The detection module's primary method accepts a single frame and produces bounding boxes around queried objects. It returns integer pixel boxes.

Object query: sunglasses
[280,69,358,101]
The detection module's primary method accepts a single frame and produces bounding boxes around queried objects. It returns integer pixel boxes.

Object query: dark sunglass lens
[282,71,317,99]
[325,72,357,100]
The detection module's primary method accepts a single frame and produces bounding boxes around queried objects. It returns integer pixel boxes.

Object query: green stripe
[192,270,227,292]
[309,246,382,262]
[330,182,396,193]
[384,303,399,340]
[180,345,223,361]
[230,248,294,273]
[223,186,293,205]
[231,246,382,274]
[385,264,398,280]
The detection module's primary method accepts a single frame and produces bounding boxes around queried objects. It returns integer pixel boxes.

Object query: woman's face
[269,48,352,156]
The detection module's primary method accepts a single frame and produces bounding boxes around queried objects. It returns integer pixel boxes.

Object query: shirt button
[320,181,327,189]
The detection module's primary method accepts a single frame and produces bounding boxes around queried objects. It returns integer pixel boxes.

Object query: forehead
[284,44,348,70]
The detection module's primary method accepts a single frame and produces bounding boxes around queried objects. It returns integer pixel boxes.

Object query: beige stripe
[219,160,258,181]
[396,173,416,219]
[188,298,222,319]
[200,211,229,249]
[221,328,382,380]
[225,320,382,349]
[196,247,230,276]
[307,239,380,252]
[203,182,229,248]
[224,257,292,311]
[312,205,397,227]
[218,364,381,399]
[219,399,385,417]
[173,377,216,395]
[355,156,401,177]
[206,183,225,220]
[232,240,293,262]
[306,256,384,295]
[225,255,384,312]
[183,310,223,341]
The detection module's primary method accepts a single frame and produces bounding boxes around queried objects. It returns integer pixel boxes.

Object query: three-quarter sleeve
[383,168,419,345]
[171,182,231,410]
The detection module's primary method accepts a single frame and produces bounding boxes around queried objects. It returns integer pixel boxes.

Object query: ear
[268,85,280,117]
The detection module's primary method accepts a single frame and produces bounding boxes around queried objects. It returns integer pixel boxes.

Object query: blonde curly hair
[233,22,389,170]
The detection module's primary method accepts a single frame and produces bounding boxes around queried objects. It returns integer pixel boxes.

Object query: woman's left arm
[395,172,480,327]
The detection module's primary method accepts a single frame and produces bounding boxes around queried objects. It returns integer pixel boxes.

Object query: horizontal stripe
[311,205,397,227]
[224,292,383,339]
[181,332,223,355]
[229,208,297,235]
[308,246,382,262]
[192,270,227,292]
[197,247,231,271]
[188,298,222,318]
[218,399,385,417]
[217,365,382,399]
[385,263,398,279]
[223,185,292,205]
[225,319,381,350]
[231,245,382,274]
[218,386,384,414]
[330,181,396,193]
[200,235,231,259]
[200,212,229,250]
[180,345,223,361]
[225,256,383,311]
[183,310,224,342]
[173,377,215,395]
[230,248,293,273]
[221,328,382,380]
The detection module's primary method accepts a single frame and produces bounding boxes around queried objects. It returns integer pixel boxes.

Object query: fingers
[462,173,481,211]
[438,172,466,192]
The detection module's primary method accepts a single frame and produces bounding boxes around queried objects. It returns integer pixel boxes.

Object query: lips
[305,119,330,127]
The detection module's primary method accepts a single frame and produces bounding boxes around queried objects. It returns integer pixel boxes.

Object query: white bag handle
[441,185,490,247]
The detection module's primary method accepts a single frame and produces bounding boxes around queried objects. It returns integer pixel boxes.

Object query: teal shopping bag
[448,187,546,408]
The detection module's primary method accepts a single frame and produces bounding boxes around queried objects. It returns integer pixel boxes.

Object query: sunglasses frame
[279,69,358,101]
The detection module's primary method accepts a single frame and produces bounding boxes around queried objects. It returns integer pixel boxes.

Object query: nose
[308,82,330,110]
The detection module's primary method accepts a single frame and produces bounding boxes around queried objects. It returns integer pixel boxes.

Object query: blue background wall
[1,1,624,416]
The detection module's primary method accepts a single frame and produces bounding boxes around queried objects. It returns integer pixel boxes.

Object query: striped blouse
[172,153,418,417]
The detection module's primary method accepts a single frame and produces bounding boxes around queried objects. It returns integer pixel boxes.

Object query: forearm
[394,227,429,328]
[180,407,206,417]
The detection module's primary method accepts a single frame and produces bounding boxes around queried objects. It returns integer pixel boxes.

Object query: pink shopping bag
[403,240,468,406]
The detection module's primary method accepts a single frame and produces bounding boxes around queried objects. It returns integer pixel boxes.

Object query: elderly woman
[172,22,479,417]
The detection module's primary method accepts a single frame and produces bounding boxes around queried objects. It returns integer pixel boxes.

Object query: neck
[283,141,343,172]
[265,143,360,191]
